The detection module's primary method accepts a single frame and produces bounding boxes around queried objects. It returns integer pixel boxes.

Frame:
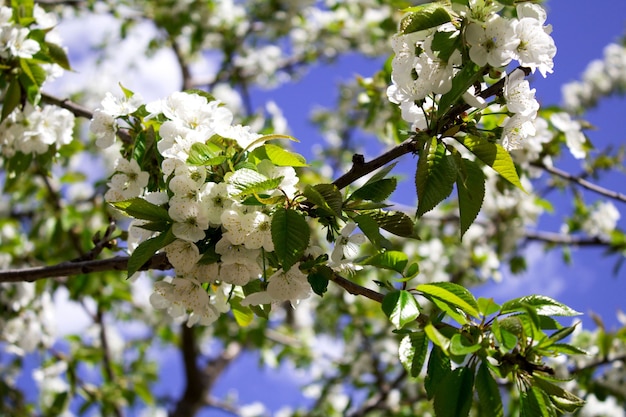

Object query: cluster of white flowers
[0,5,40,60]
[387,2,556,151]
[0,4,73,157]
[0,103,74,156]
[95,91,369,326]
[582,200,621,239]
[563,42,626,112]
[0,282,55,356]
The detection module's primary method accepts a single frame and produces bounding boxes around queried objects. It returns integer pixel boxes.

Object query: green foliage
[382,290,420,329]
[400,4,452,34]
[271,207,310,272]
[416,137,457,216]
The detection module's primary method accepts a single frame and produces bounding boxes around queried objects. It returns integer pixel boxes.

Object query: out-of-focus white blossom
[550,112,587,159]
[582,201,620,239]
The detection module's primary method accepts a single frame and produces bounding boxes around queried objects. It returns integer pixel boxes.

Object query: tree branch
[170,325,242,417]
[41,92,94,119]
[329,272,384,304]
[332,139,418,191]
[96,307,124,417]
[523,230,610,246]
[533,162,626,203]
[0,253,171,283]
[41,92,133,144]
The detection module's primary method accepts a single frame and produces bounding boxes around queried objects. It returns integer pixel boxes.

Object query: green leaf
[47,391,69,416]
[456,157,486,237]
[477,297,501,316]
[187,142,223,165]
[111,198,171,222]
[228,168,283,196]
[424,322,450,351]
[271,207,310,272]
[302,184,342,217]
[433,297,471,326]
[183,89,217,103]
[240,133,298,153]
[367,162,398,184]
[306,183,343,217]
[349,177,397,202]
[12,0,35,25]
[2,77,21,121]
[263,144,308,167]
[400,4,452,34]
[492,318,518,351]
[307,265,332,297]
[416,282,480,318]
[548,343,588,356]
[476,362,504,417]
[353,214,392,250]
[363,251,408,275]
[425,345,451,399]
[230,297,254,327]
[369,210,416,237]
[415,138,457,217]
[532,375,585,413]
[127,227,176,278]
[430,28,461,63]
[449,333,481,356]
[433,367,474,417]
[501,295,581,317]
[520,386,557,417]
[382,290,420,329]
[399,331,429,378]
[438,63,481,118]
[462,135,524,190]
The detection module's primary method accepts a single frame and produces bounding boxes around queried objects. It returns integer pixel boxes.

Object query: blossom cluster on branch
[0,1,625,416]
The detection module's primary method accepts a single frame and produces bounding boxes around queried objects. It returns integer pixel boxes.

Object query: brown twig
[329,272,384,304]
[332,139,418,191]
[96,306,124,417]
[0,253,171,283]
[533,162,626,204]
[41,92,134,144]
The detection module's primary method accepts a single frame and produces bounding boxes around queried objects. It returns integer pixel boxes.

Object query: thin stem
[96,307,124,417]
[534,162,626,204]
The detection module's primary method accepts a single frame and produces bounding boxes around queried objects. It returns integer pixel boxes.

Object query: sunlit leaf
[416,138,457,216]
[399,331,429,378]
[382,290,420,329]
[416,282,480,318]
[271,207,310,271]
[462,135,524,190]
[127,227,175,278]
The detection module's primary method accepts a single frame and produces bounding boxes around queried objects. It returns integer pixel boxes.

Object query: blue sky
[41,1,626,415]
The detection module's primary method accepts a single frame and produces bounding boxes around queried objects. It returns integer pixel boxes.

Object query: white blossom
[331,221,366,263]
[104,158,149,202]
[0,26,40,59]
[550,112,587,159]
[504,69,539,117]
[100,91,143,117]
[242,264,311,306]
[164,239,201,274]
[465,15,519,68]
[512,13,556,77]
[169,199,209,242]
[582,201,620,239]
[90,110,118,148]
[502,113,536,151]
